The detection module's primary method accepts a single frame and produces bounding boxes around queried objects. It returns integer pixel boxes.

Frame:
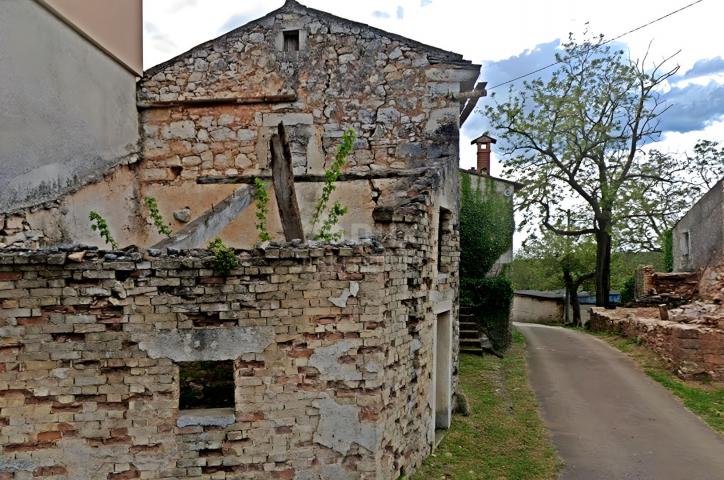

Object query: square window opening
[179,361,235,410]
[283,30,300,52]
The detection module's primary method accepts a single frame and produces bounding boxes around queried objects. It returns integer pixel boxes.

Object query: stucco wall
[0,0,139,213]
[673,179,724,271]
[511,295,563,324]
[41,0,143,74]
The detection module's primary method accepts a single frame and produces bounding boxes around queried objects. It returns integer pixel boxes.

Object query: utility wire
[488,0,704,90]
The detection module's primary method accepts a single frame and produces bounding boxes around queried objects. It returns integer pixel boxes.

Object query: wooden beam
[197,167,436,185]
[137,94,297,109]
[459,81,487,126]
[270,123,305,242]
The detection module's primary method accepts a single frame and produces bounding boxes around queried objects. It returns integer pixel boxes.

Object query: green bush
[208,238,238,276]
[461,276,514,351]
[620,275,636,304]
[661,229,673,272]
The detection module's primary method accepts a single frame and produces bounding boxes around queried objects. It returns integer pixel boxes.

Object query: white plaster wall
[0,0,139,212]
[511,295,563,324]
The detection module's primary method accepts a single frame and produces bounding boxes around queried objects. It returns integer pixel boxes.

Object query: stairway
[459,307,484,355]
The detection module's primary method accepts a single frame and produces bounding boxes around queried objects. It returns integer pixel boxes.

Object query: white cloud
[144,0,724,175]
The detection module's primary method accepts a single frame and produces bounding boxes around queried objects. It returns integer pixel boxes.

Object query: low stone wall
[0,241,456,479]
[589,307,723,381]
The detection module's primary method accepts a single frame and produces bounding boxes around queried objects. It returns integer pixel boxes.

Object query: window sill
[177,408,235,428]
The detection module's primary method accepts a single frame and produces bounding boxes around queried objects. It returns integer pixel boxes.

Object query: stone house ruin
[0,1,485,478]
[673,177,724,272]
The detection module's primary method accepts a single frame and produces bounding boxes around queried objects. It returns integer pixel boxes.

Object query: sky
[143,0,724,176]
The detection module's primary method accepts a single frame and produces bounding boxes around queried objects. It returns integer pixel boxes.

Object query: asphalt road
[516,323,724,480]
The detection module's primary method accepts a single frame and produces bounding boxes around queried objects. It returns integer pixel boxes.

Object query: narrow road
[516,323,724,480]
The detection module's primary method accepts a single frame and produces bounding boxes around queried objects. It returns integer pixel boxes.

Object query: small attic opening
[283,30,300,52]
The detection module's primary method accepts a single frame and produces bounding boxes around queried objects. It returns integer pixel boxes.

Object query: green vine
[318,201,347,242]
[207,238,238,276]
[89,211,119,250]
[312,128,356,241]
[253,178,271,242]
[459,172,516,352]
[144,196,172,237]
[459,172,515,279]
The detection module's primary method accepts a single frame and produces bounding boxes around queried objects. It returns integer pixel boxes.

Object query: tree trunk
[563,269,583,326]
[594,224,612,307]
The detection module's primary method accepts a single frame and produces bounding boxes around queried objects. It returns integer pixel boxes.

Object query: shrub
[207,238,238,276]
[461,276,514,351]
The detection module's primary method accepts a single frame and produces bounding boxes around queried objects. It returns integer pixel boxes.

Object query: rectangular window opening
[682,231,691,256]
[283,30,300,52]
[179,361,235,410]
[437,208,452,273]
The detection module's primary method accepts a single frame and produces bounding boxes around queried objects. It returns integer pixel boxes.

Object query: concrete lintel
[138,326,275,361]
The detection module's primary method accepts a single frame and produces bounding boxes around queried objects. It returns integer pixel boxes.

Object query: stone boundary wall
[589,308,723,381]
[0,241,455,479]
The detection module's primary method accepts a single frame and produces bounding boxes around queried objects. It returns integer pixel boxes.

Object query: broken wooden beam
[270,122,305,242]
[197,167,436,185]
[137,94,297,109]
[459,81,487,126]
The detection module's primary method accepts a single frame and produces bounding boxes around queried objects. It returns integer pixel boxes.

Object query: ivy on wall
[459,172,515,278]
[459,172,516,351]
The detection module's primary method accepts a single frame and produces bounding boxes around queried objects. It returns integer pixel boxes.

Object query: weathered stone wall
[589,307,723,381]
[673,178,723,272]
[0,235,457,479]
[131,0,475,249]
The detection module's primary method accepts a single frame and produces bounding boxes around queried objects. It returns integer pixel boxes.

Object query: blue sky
[144,0,724,174]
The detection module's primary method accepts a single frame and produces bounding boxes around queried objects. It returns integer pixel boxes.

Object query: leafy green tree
[486,34,679,306]
[517,230,596,325]
[615,141,724,251]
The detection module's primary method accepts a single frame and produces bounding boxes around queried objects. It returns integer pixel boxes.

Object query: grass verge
[412,329,560,480]
[586,330,723,435]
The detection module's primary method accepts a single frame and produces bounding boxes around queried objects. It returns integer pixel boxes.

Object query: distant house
[673,177,724,271]
[512,289,621,325]
[460,134,522,275]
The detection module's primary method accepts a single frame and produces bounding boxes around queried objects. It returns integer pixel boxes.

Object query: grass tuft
[412,329,560,480]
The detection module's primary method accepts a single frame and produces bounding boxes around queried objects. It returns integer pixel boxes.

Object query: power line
[488,0,704,90]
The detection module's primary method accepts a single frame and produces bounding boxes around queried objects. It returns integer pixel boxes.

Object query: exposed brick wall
[589,308,723,381]
[634,265,699,303]
[0,229,457,479]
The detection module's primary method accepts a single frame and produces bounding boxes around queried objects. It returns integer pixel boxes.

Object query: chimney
[471,134,496,175]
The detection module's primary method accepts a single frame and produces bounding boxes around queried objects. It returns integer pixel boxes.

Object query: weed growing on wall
[144,196,172,237]
[312,128,356,241]
[253,178,272,242]
[207,238,238,276]
[89,211,118,250]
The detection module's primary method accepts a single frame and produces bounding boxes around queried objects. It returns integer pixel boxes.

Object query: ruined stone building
[0,1,484,478]
[673,177,724,272]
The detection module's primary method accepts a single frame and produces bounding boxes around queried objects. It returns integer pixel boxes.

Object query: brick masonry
[0,223,458,479]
